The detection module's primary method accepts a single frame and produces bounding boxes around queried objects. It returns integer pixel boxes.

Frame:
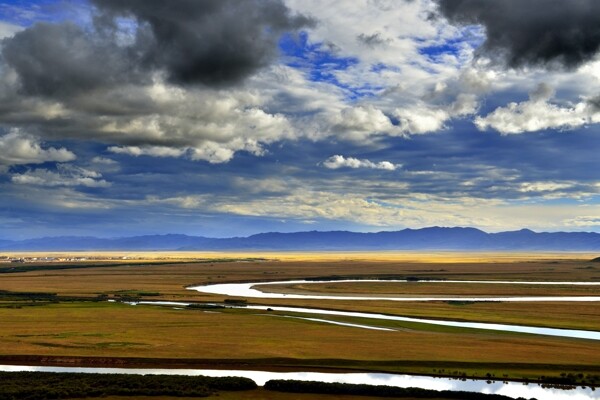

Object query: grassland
[263,280,600,297]
[0,252,598,388]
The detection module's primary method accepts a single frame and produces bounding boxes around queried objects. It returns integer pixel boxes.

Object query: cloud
[2,22,143,97]
[0,0,484,169]
[0,1,313,164]
[475,84,600,134]
[393,106,450,135]
[436,0,600,69]
[91,157,117,165]
[211,186,600,232]
[91,0,313,86]
[0,129,76,167]
[11,164,110,188]
[323,155,400,171]
[108,145,186,159]
[0,21,22,39]
[518,182,575,193]
[329,105,401,140]
[356,32,392,48]
[108,143,243,164]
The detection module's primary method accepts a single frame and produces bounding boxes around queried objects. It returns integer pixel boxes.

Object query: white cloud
[211,187,600,232]
[329,105,401,140]
[108,145,186,158]
[323,155,400,170]
[519,181,575,193]
[285,0,449,66]
[563,216,600,228]
[393,106,450,135]
[11,164,110,188]
[0,21,22,39]
[0,129,76,167]
[475,83,600,134]
[145,195,206,209]
[108,139,265,164]
[91,157,118,165]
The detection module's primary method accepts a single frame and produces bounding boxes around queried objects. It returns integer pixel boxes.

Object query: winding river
[183,279,600,340]
[190,279,600,302]
[4,279,599,400]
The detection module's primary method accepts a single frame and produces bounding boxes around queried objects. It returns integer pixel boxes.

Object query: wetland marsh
[0,252,599,399]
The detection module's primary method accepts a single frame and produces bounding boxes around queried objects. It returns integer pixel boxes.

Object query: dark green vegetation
[0,258,266,274]
[263,380,535,400]
[0,372,256,400]
[304,274,442,281]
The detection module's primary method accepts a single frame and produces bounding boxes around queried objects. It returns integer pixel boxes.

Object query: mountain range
[2,227,600,251]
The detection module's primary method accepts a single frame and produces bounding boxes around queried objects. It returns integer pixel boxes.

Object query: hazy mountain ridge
[1,227,600,251]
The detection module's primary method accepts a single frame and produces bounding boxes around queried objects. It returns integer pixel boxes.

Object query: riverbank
[0,355,598,388]
[1,367,597,400]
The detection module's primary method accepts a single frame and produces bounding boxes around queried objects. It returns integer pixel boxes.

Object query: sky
[1,0,600,239]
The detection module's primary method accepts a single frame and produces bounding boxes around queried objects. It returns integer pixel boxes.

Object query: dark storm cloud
[436,0,600,69]
[1,0,312,96]
[91,0,314,86]
[2,22,143,97]
[588,95,600,111]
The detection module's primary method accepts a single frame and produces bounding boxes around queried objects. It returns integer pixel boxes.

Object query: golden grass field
[0,252,599,385]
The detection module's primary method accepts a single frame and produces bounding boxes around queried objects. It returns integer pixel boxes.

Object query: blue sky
[1,0,600,239]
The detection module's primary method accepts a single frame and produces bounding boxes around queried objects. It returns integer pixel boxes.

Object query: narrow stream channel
[190,279,600,302]
[5,279,598,399]
[182,279,600,340]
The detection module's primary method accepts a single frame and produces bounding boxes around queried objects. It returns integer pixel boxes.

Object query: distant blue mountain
[1,227,600,251]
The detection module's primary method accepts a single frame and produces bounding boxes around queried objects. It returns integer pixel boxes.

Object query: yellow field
[2,250,597,262]
[0,252,599,384]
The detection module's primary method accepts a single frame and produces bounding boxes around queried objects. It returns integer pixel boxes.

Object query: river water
[190,279,600,302]
[183,279,600,340]
[1,364,597,400]
[5,279,599,399]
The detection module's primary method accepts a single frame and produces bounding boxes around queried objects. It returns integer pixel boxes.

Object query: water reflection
[0,365,597,400]
[135,299,600,340]
[184,279,600,340]
[190,279,600,302]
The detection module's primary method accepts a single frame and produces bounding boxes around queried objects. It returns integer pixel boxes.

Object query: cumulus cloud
[323,155,400,171]
[393,106,450,135]
[11,164,110,188]
[0,130,75,167]
[108,143,244,164]
[0,0,310,164]
[0,0,486,167]
[330,105,401,140]
[475,84,600,134]
[436,0,600,69]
